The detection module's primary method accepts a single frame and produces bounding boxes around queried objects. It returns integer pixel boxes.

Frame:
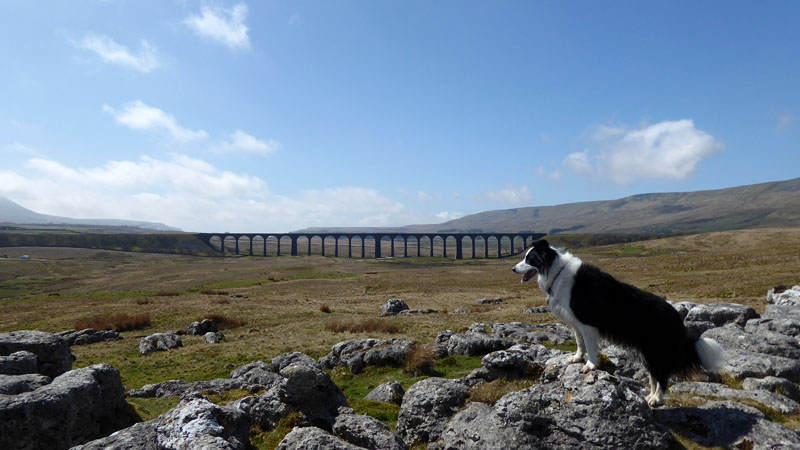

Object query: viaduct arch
[196,232,546,260]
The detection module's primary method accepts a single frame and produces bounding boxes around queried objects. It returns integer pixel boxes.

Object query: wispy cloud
[776,111,794,133]
[76,33,159,73]
[564,119,723,185]
[183,3,250,49]
[103,101,208,142]
[216,130,279,156]
[479,184,534,204]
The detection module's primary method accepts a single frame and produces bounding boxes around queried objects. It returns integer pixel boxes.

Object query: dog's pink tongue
[521,269,536,283]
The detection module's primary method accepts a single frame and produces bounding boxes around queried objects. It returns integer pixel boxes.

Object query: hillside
[301,178,800,235]
[0,197,180,232]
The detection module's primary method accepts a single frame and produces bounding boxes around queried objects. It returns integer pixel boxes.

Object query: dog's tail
[695,337,725,372]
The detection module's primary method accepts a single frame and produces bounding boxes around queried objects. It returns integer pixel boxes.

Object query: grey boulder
[380,298,409,316]
[187,319,218,336]
[435,364,675,450]
[319,339,414,374]
[396,377,469,446]
[57,328,121,346]
[333,411,408,450]
[767,285,800,307]
[139,331,182,355]
[0,330,75,378]
[0,350,38,375]
[0,373,51,395]
[276,426,366,450]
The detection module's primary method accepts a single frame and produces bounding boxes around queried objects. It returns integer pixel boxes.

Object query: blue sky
[1,1,798,232]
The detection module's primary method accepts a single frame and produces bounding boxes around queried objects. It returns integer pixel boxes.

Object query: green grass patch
[267,271,357,282]
[126,397,179,421]
[469,378,534,405]
[250,411,305,450]
[348,397,401,430]
[542,340,578,353]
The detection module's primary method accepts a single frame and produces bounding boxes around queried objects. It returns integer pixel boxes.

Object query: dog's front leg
[569,328,586,364]
[577,325,600,373]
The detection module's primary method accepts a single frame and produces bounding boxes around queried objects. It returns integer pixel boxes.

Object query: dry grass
[324,318,399,334]
[319,304,331,314]
[196,313,247,330]
[404,344,437,376]
[469,379,534,405]
[74,313,151,332]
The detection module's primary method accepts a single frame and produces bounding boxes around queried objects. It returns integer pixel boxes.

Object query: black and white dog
[513,239,724,406]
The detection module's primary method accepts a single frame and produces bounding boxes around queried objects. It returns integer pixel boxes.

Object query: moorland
[2,227,799,445]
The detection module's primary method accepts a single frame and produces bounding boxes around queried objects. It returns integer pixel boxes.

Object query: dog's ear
[534,239,549,252]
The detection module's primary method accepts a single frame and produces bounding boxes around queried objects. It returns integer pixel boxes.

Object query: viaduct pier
[196,232,545,260]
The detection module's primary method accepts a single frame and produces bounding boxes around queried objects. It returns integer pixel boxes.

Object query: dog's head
[512,239,557,283]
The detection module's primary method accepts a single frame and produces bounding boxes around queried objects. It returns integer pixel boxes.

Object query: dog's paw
[569,353,585,364]
[646,395,663,407]
[581,361,596,373]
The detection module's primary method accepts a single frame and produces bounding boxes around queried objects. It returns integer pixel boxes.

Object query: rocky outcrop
[0,350,38,375]
[57,328,121,346]
[767,285,800,307]
[139,331,182,355]
[364,380,405,405]
[742,376,800,404]
[0,373,51,394]
[476,297,502,304]
[333,409,408,450]
[434,363,675,450]
[670,381,800,414]
[319,339,414,374]
[77,398,250,450]
[0,364,133,450]
[276,426,365,450]
[203,331,224,344]
[396,377,468,446]
[187,319,218,336]
[467,343,556,383]
[272,352,321,372]
[654,401,800,449]
[0,331,74,378]
[380,298,409,316]
[683,303,759,338]
[127,378,254,399]
[435,322,571,358]
[230,360,283,388]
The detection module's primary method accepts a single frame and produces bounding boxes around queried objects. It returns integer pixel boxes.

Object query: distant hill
[299,178,800,235]
[0,197,181,232]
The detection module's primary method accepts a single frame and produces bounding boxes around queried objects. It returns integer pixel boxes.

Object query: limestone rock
[276,426,366,450]
[742,376,800,404]
[230,360,282,388]
[396,377,468,446]
[333,411,408,450]
[319,339,414,374]
[271,351,321,372]
[397,308,437,315]
[0,330,75,378]
[280,361,349,427]
[139,331,182,355]
[0,373,51,395]
[476,297,502,304]
[718,348,800,382]
[127,378,252,399]
[364,381,405,405]
[745,304,800,338]
[767,285,800,307]
[684,302,759,328]
[187,319,218,336]
[654,401,800,449]
[156,398,250,450]
[435,364,675,450]
[0,364,133,450]
[702,323,800,359]
[380,298,409,316]
[0,350,38,375]
[203,331,224,344]
[57,328,121,346]
[670,381,800,414]
[523,306,550,314]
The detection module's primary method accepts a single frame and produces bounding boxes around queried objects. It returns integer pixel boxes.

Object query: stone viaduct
[196,232,546,260]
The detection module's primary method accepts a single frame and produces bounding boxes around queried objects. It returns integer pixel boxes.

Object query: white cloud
[184,3,250,49]
[217,130,279,156]
[2,142,38,156]
[103,101,208,142]
[77,33,159,73]
[564,119,723,185]
[535,165,561,180]
[435,211,463,222]
[480,184,534,204]
[0,155,449,232]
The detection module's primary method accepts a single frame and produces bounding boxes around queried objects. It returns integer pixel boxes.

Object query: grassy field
[2,227,799,446]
